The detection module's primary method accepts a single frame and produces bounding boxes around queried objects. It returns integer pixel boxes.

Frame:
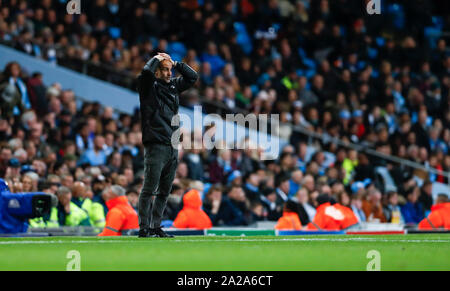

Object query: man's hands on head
[155,54,165,62]
[157,53,175,66]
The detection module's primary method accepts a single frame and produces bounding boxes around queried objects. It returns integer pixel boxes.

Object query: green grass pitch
[0,234,449,271]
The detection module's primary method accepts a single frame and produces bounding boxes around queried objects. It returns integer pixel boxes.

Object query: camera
[0,179,57,234]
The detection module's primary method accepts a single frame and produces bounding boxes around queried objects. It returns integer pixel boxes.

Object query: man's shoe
[138,228,155,238]
[152,227,174,238]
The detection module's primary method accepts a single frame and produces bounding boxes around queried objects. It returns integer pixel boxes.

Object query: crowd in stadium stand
[0,0,450,230]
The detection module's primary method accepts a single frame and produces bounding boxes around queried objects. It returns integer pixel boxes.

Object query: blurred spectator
[243,171,261,202]
[79,135,108,166]
[126,189,139,212]
[54,186,91,226]
[383,192,404,224]
[71,181,105,227]
[209,149,234,184]
[350,193,366,223]
[363,189,387,223]
[260,187,283,221]
[163,183,184,221]
[275,200,302,230]
[203,185,246,226]
[419,181,434,215]
[275,174,290,208]
[227,185,252,225]
[401,187,425,224]
[293,187,316,225]
[288,169,303,197]
[183,148,204,181]
[0,62,30,118]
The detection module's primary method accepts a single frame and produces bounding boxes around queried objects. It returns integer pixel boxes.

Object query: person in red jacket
[173,189,212,229]
[418,194,450,230]
[98,185,139,236]
[275,200,302,230]
[307,195,358,230]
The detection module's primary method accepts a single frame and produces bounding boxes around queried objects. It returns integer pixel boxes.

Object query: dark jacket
[137,57,198,146]
[204,197,246,226]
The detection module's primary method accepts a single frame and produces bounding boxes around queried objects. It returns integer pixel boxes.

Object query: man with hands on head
[136,52,198,238]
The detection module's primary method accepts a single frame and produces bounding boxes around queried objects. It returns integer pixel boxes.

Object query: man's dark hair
[284,200,299,213]
[262,187,275,197]
[316,194,331,206]
[275,173,290,188]
[206,184,223,196]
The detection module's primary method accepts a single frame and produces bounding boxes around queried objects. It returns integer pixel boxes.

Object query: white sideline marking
[178,237,449,244]
[0,237,449,245]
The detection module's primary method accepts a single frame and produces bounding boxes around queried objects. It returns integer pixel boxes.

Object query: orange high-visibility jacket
[173,189,212,229]
[418,202,450,230]
[307,202,358,231]
[98,196,139,236]
[275,211,302,230]
[334,203,359,229]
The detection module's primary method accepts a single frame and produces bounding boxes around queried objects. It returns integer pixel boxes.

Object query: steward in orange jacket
[307,195,358,231]
[275,200,302,230]
[98,186,139,236]
[334,203,359,229]
[418,195,450,230]
[173,189,212,229]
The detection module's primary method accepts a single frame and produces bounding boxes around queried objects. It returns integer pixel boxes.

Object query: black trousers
[138,143,178,229]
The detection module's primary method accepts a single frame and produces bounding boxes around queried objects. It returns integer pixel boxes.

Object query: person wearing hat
[339,109,351,133]
[227,170,242,186]
[275,200,302,230]
[173,189,212,230]
[352,109,366,138]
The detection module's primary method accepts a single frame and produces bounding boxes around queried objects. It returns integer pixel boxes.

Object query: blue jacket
[401,202,424,224]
